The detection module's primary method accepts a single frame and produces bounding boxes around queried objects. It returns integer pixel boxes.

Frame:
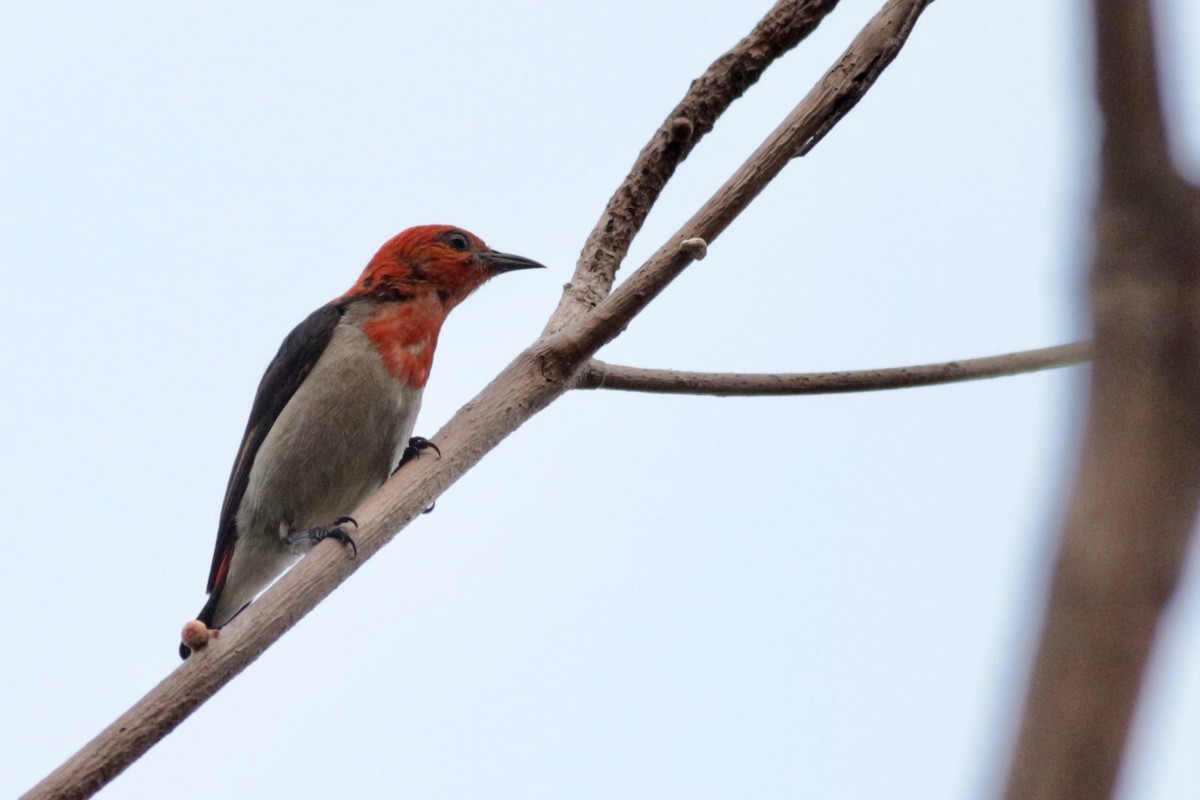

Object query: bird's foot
[394,437,440,514]
[286,516,358,558]
[394,436,441,474]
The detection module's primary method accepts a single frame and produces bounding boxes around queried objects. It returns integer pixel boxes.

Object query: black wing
[204,303,346,593]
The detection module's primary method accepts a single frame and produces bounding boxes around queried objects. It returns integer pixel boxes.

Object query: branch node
[667,116,694,144]
[679,237,708,260]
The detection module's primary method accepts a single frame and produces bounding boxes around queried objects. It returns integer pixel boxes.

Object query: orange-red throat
[360,297,447,388]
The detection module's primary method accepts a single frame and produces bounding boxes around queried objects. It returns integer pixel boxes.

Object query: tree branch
[1002,1,1200,799]
[577,342,1088,396]
[557,0,935,363]
[20,3,936,798]
[545,0,842,333]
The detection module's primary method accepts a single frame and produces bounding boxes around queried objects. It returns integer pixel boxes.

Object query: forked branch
[559,0,935,361]
[546,0,843,333]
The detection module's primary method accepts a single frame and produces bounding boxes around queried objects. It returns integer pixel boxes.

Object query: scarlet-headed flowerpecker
[180,225,543,659]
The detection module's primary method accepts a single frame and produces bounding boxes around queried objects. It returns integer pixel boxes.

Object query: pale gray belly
[238,323,421,547]
[211,321,421,626]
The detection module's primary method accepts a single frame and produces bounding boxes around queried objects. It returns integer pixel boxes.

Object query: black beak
[479,250,546,273]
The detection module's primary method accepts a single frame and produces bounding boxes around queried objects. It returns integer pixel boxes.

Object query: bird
[179,225,544,659]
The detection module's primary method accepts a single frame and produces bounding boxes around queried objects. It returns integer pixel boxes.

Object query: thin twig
[1002,1,1200,798]
[578,342,1088,396]
[19,4,936,798]
[545,0,842,333]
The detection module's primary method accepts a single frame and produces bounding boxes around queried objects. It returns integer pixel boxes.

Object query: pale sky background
[3,1,1200,798]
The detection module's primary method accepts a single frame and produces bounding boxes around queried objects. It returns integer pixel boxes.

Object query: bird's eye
[445,232,470,252]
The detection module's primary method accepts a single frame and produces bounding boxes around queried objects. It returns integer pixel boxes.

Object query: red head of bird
[343,224,544,309]
[339,225,544,389]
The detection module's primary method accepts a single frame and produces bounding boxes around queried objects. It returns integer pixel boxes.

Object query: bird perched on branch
[180,225,544,659]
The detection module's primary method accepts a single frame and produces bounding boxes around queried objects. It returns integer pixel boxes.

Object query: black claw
[394,436,441,474]
[289,521,358,558]
[321,525,357,559]
[423,501,436,515]
[413,437,441,458]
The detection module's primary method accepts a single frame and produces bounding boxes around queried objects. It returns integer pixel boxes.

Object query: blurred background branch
[1002,1,1200,798]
